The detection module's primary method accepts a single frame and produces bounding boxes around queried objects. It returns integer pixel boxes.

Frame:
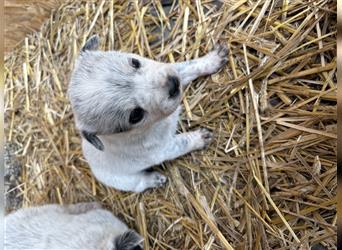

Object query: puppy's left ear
[113,230,144,250]
[81,34,100,52]
[81,131,104,151]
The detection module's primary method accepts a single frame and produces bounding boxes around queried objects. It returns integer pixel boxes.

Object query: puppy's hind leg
[172,44,229,86]
[93,170,167,193]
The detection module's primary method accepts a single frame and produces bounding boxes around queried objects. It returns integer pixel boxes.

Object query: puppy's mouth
[162,96,181,116]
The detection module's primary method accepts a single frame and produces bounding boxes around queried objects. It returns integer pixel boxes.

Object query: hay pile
[5,0,337,249]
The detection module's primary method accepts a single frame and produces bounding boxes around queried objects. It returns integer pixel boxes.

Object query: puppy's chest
[104,109,179,161]
[132,126,173,152]
[117,118,175,155]
[140,129,171,151]
[142,115,178,147]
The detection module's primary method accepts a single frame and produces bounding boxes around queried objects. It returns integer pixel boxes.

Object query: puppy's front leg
[161,128,213,161]
[172,44,228,86]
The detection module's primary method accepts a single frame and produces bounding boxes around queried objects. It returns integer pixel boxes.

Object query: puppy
[5,202,143,250]
[68,35,228,192]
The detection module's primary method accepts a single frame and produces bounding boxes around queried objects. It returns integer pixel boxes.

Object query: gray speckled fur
[5,202,143,250]
[68,35,229,192]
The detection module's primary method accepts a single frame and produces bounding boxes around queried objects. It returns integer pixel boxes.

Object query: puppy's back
[5,203,143,250]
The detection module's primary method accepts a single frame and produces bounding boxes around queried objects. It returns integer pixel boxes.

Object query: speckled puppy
[68,35,228,192]
[5,202,143,250]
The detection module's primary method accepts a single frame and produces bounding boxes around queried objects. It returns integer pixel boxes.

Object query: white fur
[5,202,143,250]
[68,35,229,192]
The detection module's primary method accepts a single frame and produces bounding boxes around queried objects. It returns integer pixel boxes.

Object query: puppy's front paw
[205,44,229,74]
[193,128,214,150]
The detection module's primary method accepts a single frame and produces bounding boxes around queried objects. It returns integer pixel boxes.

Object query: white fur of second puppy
[5,202,143,250]
[68,35,229,192]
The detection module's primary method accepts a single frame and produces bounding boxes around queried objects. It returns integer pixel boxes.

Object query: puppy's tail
[113,230,144,250]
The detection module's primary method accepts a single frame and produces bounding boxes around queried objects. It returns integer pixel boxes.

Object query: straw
[5,0,336,248]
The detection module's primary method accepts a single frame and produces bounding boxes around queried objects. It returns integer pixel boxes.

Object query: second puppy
[5,202,143,250]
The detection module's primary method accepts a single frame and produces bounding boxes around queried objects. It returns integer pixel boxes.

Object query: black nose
[167,75,180,98]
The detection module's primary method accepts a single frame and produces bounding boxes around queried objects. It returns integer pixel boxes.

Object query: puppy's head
[68,35,181,150]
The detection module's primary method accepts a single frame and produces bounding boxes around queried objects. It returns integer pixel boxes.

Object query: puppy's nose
[167,75,180,98]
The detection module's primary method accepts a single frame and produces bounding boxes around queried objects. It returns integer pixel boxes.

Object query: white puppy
[5,202,143,250]
[68,35,228,192]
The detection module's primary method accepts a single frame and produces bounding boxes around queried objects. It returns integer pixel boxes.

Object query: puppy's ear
[113,230,144,250]
[81,131,104,151]
[81,34,100,52]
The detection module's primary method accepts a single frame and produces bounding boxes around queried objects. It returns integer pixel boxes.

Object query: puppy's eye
[130,58,141,69]
[129,107,145,124]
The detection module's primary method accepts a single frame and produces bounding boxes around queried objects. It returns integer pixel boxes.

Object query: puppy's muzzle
[167,75,180,98]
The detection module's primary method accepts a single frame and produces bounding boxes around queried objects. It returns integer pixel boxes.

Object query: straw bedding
[4,0,337,249]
